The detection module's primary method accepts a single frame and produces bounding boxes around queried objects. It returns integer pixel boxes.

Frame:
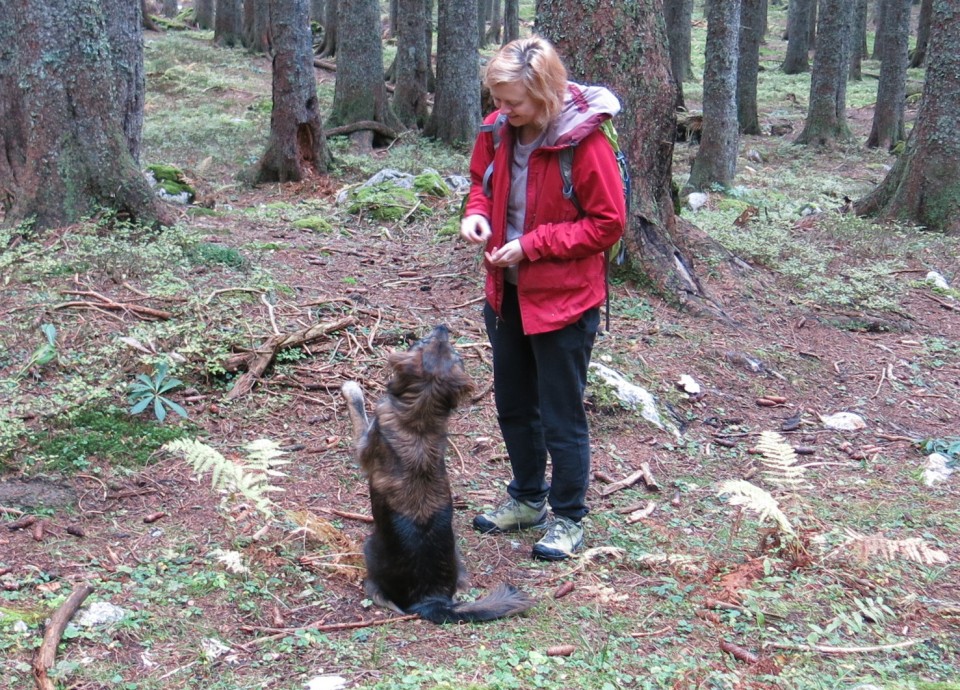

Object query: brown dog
[341,325,534,623]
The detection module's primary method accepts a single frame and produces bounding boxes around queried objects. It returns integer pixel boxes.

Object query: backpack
[479,114,631,331]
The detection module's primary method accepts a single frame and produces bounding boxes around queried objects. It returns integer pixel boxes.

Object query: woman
[460,36,625,560]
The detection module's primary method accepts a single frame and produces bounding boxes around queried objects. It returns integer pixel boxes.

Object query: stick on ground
[33,583,95,690]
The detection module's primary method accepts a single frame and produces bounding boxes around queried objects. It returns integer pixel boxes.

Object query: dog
[341,324,534,624]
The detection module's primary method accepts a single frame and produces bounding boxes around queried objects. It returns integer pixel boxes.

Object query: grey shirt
[504,130,545,284]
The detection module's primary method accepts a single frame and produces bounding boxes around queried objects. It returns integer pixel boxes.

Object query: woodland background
[0,0,958,689]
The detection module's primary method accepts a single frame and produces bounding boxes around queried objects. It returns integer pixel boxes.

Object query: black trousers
[484,282,599,522]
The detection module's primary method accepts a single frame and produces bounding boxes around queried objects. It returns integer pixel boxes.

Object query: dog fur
[342,325,534,624]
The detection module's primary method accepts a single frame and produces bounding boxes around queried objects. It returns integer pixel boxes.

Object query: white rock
[76,602,127,628]
[923,453,954,487]
[201,638,231,659]
[925,271,951,291]
[686,192,709,211]
[590,363,679,437]
[676,374,701,395]
[13,620,29,633]
[819,411,866,431]
[306,676,348,690]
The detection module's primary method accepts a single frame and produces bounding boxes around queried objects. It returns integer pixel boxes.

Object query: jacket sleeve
[463,117,497,221]
[519,129,626,262]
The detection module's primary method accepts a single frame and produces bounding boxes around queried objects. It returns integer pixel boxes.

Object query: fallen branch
[626,501,657,524]
[239,613,417,649]
[328,508,374,523]
[639,462,660,491]
[598,469,645,497]
[764,638,926,655]
[720,639,759,664]
[54,290,172,320]
[323,120,399,141]
[223,316,356,401]
[33,583,95,690]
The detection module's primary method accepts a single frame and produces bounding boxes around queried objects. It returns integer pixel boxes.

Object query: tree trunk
[311,0,326,21]
[781,0,811,73]
[394,0,432,128]
[866,0,909,149]
[196,0,215,29]
[502,0,519,44]
[737,0,764,134]
[688,0,742,191]
[871,0,886,59]
[807,0,818,45]
[316,0,338,56]
[0,0,163,230]
[327,0,400,148]
[909,0,932,67]
[215,0,244,46]
[849,0,868,79]
[854,0,960,233]
[244,0,272,52]
[257,0,331,182]
[664,0,694,82]
[424,0,480,145]
[536,0,717,310]
[794,0,854,146]
[162,0,179,18]
[477,0,489,48]
[487,0,502,43]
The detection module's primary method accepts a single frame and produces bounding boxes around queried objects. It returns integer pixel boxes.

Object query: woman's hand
[485,239,525,267]
[460,214,491,244]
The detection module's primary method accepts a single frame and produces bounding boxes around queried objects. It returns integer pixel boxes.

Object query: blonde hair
[484,36,568,128]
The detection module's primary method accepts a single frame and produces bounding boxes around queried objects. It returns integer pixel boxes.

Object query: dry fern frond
[164,438,288,518]
[755,431,806,487]
[827,530,949,565]
[718,480,796,538]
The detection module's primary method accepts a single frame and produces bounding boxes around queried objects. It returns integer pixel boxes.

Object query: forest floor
[1,16,960,690]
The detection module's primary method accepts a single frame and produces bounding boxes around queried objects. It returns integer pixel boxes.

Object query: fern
[164,438,289,518]
[827,530,949,565]
[754,431,806,487]
[718,480,796,538]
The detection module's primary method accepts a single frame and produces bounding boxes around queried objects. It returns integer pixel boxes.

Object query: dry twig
[33,583,95,690]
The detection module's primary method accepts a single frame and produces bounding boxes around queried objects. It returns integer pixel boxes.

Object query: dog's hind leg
[341,381,369,445]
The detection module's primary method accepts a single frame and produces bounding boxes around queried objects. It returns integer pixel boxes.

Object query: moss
[293,216,334,232]
[345,182,419,221]
[413,170,450,197]
[146,163,186,182]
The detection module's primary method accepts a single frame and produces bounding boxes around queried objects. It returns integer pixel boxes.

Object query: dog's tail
[408,584,534,624]
[341,381,368,445]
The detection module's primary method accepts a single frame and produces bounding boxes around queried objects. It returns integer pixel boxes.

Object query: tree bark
[781,0,812,73]
[849,0,868,80]
[794,0,854,146]
[311,0,326,21]
[487,0,502,43]
[909,0,932,67]
[244,0,272,52]
[196,0,215,29]
[327,0,401,148]
[688,0,742,191]
[854,0,960,233]
[737,0,764,135]
[424,0,480,145]
[664,0,694,82]
[0,0,164,230]
[256,0,332,182]
[215,0,244,46]
[162,0,179,18]
[502,0,519,44]
[394,0,432,128]
[866,0,909,149]
[536,0,718,310]
[316,0,338,58]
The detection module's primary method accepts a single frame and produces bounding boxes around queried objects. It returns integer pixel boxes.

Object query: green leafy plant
[17,324,58,378]
[922,437,960,468]
[163,438,289,518]
[127,362,188,422]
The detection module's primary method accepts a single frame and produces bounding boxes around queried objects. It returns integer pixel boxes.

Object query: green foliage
[16,324,58,379]
[921,437,960,468]
[163,438,289,518]
[30,406,191,471]
[127,361,188,422]
[186,242,246,269]
[292,216,334,232]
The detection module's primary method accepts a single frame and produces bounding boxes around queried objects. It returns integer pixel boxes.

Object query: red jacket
[464,83,626,335]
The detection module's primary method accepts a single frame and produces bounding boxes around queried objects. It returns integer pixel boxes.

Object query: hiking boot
[532,516,583,561]
[473,497,547,534]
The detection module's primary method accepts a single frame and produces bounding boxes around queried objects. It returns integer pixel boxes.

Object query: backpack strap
[480,114,509,198]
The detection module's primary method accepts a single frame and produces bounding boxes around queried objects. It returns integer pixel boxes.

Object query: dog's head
[386,325,473,413]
